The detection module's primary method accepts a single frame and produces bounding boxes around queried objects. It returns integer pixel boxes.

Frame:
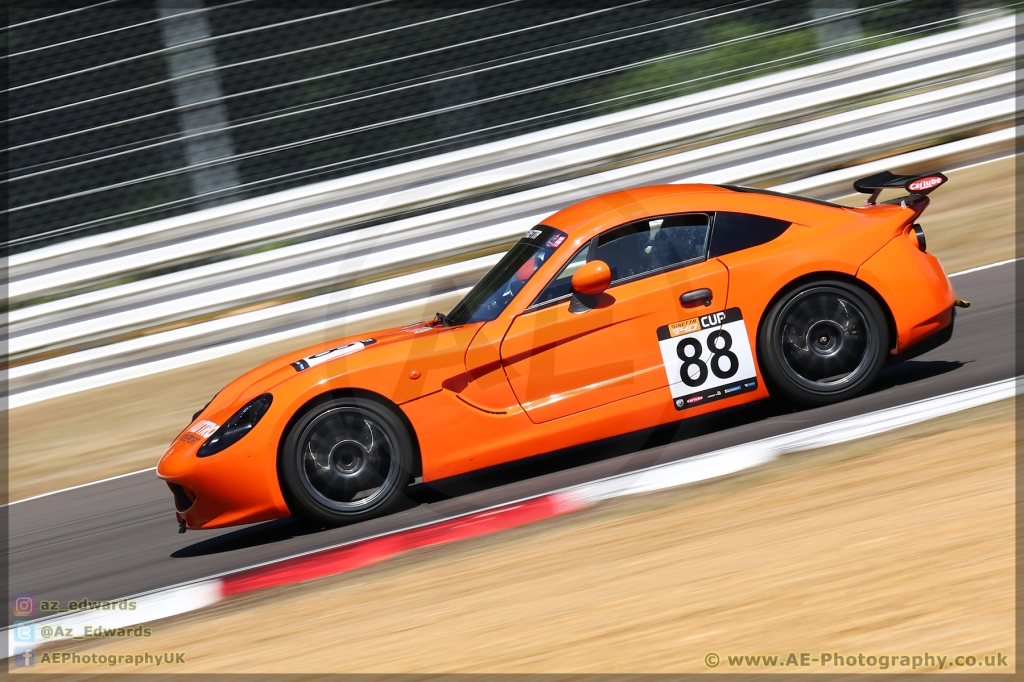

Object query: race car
[159,171,962,530]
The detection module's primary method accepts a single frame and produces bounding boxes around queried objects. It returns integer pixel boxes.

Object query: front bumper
[157,434,291,530]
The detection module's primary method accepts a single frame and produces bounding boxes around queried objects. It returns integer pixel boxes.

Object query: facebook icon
[13,647,34,668]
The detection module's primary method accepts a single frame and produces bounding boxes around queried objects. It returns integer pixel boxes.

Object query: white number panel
[656,308,758,410]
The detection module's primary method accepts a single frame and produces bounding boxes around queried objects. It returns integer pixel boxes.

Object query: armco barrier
[5,16,1015,406]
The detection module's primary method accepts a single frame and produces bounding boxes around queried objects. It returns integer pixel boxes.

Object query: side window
[531,243,591,307]
[594,213,710,284]
[708,212,791,258]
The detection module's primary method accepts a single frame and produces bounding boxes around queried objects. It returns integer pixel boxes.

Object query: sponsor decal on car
[523,229,543,240]
[545,233,567,248]
[686,395,704,404]
[663,310,734,339]
[188,420,219,438]
[908,176,944,192]
[699,311,728,327]
[292,339,376,371]
[668,318,701,337]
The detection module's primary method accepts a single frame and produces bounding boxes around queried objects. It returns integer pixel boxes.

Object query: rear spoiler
[854,171,948,205]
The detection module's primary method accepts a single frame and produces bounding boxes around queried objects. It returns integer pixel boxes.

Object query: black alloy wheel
[758,280,889,406]
[279,397,414,526]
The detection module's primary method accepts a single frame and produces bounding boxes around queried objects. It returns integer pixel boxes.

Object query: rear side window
[708,212,791,258]
[594,213,710,284]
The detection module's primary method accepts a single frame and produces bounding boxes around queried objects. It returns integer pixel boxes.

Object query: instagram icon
[13,596,34,617]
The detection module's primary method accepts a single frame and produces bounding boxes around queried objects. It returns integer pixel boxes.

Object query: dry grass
[6,156,1014,500]
[35,399,1015,674]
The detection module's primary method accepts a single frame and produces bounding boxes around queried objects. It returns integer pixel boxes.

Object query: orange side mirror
[571,260,611,296]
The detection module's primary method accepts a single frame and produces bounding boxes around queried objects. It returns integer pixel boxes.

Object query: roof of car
[542,184,849,240]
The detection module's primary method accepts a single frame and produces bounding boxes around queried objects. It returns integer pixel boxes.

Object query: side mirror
[571,260,611,296]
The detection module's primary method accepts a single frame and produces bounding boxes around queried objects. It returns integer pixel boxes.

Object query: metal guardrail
[7,16,1016,408]
[13,139,1014,408]
[11,16,1012,287]
[9,129,1014,409]
[11,80,1013,349]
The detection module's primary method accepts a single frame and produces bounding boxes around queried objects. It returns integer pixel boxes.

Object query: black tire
[758,280,889,406]
[279,397,414,526]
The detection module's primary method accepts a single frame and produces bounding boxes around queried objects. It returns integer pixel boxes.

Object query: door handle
[680,288,713,307]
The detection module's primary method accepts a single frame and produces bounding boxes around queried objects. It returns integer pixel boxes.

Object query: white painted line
[5,376,1018,656]
[3,467,157,508]
[948,256,1020,278]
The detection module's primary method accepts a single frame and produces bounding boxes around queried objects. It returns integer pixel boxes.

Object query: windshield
[447,225,568,324]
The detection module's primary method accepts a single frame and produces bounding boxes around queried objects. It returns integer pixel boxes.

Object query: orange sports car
[159,171,961,530]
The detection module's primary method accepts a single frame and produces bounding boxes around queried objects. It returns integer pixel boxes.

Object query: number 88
[676,330,739,387]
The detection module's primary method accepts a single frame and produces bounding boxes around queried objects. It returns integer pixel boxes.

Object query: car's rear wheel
[758,280,889,406]
[279,397,414,526]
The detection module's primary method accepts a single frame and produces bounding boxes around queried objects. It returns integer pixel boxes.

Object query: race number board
[657,308,758,410]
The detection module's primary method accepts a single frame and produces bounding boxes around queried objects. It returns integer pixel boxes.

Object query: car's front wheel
[279,397,414,526]
[758,280,889,406]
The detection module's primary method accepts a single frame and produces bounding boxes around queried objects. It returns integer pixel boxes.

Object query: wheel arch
[754,271,898,358]
[276,387,423,483]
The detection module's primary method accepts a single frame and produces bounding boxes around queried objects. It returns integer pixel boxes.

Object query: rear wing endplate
[853,171,948,205]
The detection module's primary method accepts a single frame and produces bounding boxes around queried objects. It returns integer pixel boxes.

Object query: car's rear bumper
[857,232,957,354]
[888,306,955,364]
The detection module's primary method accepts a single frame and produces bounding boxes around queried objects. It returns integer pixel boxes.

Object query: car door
[500,213,730,423]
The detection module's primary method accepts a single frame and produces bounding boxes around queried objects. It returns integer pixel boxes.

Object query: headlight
[197,394,273,457]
